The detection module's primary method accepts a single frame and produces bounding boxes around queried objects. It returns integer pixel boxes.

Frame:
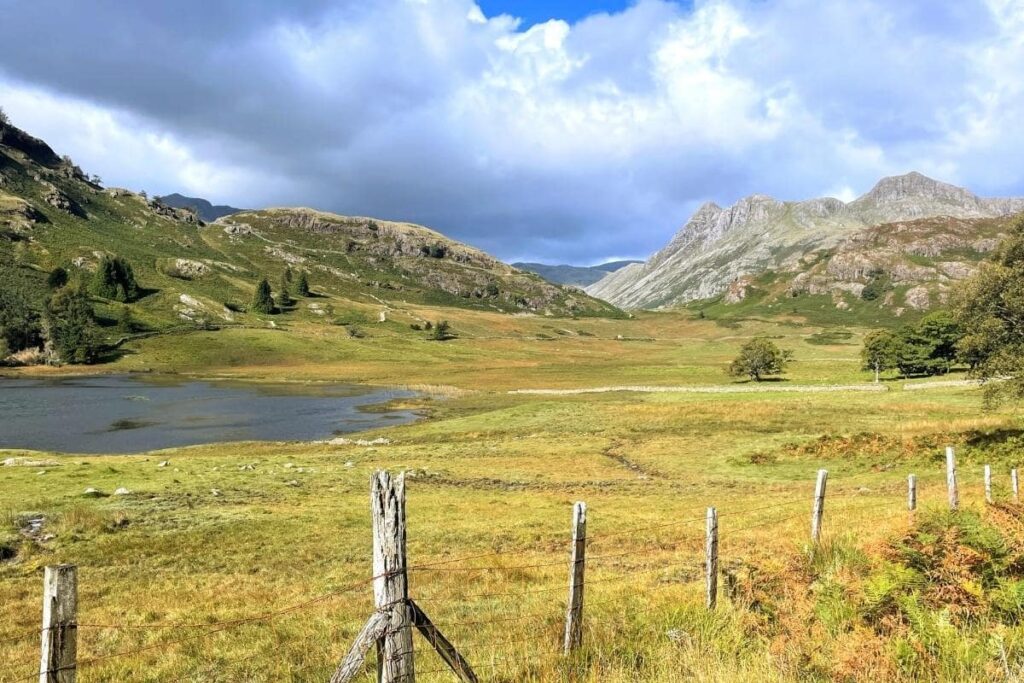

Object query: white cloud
[1,0,1022,262]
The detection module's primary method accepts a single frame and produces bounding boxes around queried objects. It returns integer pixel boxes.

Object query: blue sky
[1,0,1022,265]
[480,0,640,26]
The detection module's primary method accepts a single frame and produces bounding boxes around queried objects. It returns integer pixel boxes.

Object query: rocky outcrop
[588,172,1024,309]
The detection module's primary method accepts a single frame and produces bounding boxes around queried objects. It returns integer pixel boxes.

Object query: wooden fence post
[946,446,959,511]
[333,472,477,683]
[1013,468,1019,503]
[705,507,718,610]
[39,564,77,683]
[811,469,828,545]
[371,471,414,683]
[907,474,917,512]
[984,464,993,504]
[563,501,587,655]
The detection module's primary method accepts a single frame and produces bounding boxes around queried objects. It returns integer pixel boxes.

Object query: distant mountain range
[587,172,1024,312]
[157,193,244,222]
[513,260,641,287]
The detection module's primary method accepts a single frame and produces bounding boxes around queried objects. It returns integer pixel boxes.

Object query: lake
[0,375,419,453]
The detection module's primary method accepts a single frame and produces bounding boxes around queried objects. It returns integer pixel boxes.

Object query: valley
[1,118,1023,682]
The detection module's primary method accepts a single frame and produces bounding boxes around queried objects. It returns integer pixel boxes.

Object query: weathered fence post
[563,501,587,655]
[333,472,477,683]
[907,474,917,512]
[946,446,959,511]
[984,464,993,504]
[39,564,77,683]
[705,507,718,610]
[811,469,828,545]
[371,471,414,683]
[1013,468,1019,503]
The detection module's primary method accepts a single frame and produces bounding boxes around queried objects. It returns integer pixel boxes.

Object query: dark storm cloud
[1,0,1022,264]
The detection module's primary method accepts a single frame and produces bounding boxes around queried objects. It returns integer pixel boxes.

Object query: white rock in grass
[285,480,300,487]
[157,460,170,468]
[210,489,222,497]
[113,487,131,496]
[82,488,105,498]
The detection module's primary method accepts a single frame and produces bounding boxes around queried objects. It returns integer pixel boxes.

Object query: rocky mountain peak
[588,171,1024,310]
[857,172,977,206]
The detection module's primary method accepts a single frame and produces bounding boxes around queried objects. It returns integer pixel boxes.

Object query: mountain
[0,119,619,362]
[588,173,1024,311]
[512,260,641,287]
[156,193,243,222]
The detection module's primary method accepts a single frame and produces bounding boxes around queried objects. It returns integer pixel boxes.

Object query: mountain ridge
[512,260,641,287]
[157,193,244,222]
[587,172,1024,309]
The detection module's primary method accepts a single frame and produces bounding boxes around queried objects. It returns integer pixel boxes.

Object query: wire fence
[2,459,1019,682]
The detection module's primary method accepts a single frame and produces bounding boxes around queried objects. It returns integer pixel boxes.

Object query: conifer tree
[251,278,275,314]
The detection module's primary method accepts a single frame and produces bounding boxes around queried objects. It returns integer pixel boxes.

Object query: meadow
[1,309,1022,682]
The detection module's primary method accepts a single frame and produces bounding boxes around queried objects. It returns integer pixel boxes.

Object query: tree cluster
[861,311,961,381]
[90,256,139,302]
[953,216,1024,404]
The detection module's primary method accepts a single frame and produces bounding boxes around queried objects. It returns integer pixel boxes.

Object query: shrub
[432,320,453,341]
[47,266,69,290]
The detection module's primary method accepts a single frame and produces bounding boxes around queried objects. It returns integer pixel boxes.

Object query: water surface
[0,375,417,453]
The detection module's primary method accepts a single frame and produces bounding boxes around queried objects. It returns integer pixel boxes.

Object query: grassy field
[2,313,1022,682]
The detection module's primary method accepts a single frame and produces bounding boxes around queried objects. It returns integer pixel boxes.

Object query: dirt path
[509,384,888,395]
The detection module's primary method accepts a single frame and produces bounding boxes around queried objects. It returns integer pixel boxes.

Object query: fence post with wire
[563,501,587,655]
[39,564,77,683]
[332,471,477,683]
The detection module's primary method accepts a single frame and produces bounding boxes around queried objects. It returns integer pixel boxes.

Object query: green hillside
[0,121,620,365]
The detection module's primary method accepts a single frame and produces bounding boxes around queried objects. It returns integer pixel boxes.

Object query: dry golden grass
[1,316,1022,681]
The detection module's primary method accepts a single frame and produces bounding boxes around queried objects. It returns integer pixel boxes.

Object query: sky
[2,0,1024,265]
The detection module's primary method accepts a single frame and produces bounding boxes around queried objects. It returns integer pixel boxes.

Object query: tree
[89,256,139,302]
[283,266,293,284]
[45,286,100,364]
[728,338,793,381]
[954,216,1024,404]
[915,311,961,373]
[295,271,310,297]
[0,106,9,125]
[895,311,962,377]
[117,307,137,333]
[432,320,452,341]
[251,278,275,314]
[0,286,42,353]
[276,273,292,309]
[47,266,69,290]
[861,329,902,382]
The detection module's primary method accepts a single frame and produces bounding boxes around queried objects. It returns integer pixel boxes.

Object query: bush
[47,266,69,290]
[432,320,453,341]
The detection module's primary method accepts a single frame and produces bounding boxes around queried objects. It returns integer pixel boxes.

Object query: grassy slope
[2,314,1022,682]
[0,125,616,352]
